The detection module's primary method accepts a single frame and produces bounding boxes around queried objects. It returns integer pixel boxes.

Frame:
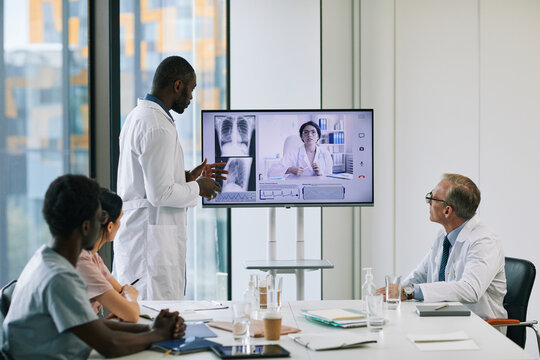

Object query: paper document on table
[289,332,376,351]
[142,301,220,322]
[142,300,227,312]
[142,306,213,322]
[408,331,479,351]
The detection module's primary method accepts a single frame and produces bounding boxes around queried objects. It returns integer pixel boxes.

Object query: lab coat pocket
[146,225,184,269]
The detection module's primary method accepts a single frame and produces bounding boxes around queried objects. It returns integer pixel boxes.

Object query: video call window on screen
[202,109,374,207]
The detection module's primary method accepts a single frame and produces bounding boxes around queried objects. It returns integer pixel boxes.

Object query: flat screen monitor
[201,109,373,207]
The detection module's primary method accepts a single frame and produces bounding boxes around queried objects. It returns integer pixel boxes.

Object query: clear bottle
[243,274,259,320]
[361,267,376,312]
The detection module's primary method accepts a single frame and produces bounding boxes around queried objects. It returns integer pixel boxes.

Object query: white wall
[230,2,540,355]
[361,0,540,357]
[229,0,322,301]
[321,0,360,300]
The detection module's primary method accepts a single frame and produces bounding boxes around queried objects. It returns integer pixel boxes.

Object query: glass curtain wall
[0,0,89,287]
[119,0,228,300]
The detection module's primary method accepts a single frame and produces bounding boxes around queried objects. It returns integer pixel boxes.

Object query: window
[119,0,229,300]
[0,0,89,286]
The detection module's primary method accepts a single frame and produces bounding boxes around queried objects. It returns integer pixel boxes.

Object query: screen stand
[267,208,277,261]
[296,208,305,300]
[245,208,334,300]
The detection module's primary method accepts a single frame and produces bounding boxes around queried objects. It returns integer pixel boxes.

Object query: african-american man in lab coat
[377,173,507,320]
[113,56,226,300]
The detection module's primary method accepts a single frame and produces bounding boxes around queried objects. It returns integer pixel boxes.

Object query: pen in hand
[435,303,449,310]
[130,277,141,286]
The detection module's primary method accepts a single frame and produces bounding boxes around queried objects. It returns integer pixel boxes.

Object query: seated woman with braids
[76,188,140,322]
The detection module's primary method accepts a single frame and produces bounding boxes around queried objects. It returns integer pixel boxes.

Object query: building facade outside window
[0,0,89,287]
[119,0,229,300]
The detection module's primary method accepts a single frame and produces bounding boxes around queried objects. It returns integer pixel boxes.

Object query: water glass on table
[366,294,384,332]
[232,301,251,344]
[385,274,401,309]
[266,274,282,311]
[257,275,267,310]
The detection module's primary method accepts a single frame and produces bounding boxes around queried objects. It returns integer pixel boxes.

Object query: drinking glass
[257,276,267,309]
[232,301,251,344]
[385,274,402,309]
[266,274,282,311]
[366,294,384,332]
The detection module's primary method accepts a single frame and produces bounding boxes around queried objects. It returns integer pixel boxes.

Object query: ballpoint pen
[130,277,141,286]
[434,303,449,310]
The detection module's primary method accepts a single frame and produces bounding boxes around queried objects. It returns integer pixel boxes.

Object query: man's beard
[171,87,189,114]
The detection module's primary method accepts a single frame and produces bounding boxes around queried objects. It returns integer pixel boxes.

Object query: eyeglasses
[302,130,317,136]
[100,210,110,225]
[425,191,452,207]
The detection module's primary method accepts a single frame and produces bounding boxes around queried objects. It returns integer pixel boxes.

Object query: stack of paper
[302,308,366,328]
[289,332,377,351]
[407,331,479,351]
[141,300,219,322]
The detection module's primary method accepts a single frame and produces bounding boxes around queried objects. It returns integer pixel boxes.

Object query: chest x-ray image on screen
[213,114,257,194]
[218,157,254,192]
[201,109,373,207]
[215,115,255,157]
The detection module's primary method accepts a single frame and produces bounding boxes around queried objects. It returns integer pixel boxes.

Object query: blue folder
[150,323,220,355]
[151,337,221,355]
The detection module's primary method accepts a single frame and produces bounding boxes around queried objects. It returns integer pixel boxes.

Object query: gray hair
[442,173,481,220]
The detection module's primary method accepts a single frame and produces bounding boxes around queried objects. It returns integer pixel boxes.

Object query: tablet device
[211,344,290,358]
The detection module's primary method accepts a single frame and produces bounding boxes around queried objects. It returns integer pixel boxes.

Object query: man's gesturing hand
[196,177,222,200]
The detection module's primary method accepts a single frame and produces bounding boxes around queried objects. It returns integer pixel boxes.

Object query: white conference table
[90,300,534,359]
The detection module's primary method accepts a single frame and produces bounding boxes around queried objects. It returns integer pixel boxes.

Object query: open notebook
[288,332,377,351]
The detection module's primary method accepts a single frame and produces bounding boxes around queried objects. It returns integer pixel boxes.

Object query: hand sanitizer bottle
[361,267,376,312]
[243,274,259,320]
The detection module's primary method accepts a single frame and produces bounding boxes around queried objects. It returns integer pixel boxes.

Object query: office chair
[0,280,16,318]
[486,257,539,353]
[0,280,17,360]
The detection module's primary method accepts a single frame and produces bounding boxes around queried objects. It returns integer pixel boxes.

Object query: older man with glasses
[377,173,507,320]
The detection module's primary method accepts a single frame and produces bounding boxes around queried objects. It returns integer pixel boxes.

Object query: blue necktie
[438,236,451,281]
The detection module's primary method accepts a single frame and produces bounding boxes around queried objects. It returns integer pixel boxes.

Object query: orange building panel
[141,0,169,53]
[30,0,62,43]
[70,68,88,86]
[120,13,135,56]
[141,40,147,70]
[5,77,27,118]
[79,104,89,133]
[195,0,216,17]
[69,17,80,45]
[6,136,27,154]
[71,134,89,150]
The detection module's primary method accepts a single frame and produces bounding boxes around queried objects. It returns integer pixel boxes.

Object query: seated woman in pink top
[76,189,140,322]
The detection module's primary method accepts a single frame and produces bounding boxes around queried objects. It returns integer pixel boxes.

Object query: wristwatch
[403,284,414,300]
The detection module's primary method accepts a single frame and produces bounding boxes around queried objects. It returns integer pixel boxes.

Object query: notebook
[288,332,377,351]
[416,304,471,317]
[301,308,366,328]
[305,309,365,321]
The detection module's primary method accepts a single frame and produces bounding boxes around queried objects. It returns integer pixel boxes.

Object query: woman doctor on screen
[270,121,334,177]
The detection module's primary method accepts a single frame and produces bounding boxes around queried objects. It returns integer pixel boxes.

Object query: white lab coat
[402,215,507,320]
[269,145,334,177]
[113,99,199,300]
